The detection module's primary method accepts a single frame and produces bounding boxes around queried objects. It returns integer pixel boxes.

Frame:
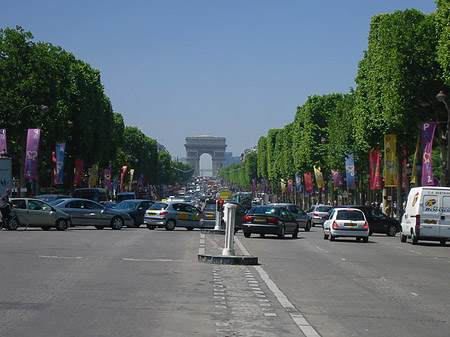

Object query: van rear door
[421,194,440,238]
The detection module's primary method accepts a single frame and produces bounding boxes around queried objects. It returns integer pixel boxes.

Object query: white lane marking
[235,237,321,337]
[122,258,174,262]
[315,246,328,253]
[411,292,419,296]
[408,250,422,255]
[38,255,84,259]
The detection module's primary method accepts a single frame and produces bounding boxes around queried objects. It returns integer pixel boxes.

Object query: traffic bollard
[222,203,237,256]
[214,199,223,230]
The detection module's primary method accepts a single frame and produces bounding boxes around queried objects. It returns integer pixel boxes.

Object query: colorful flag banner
[411,137,420,184]
[421,122,436,186]
[304,173,314,191]
[332,170,344,188]
[402,151,407,189]
[129,168,135,190]
[120,165,128,191]
[280,179,286,194]
[369,150,381,190]
[88,163,99,187]
[384,135,397,187]
[314,166,324,189]
[288,179,293,194]
[24,128,41,180]
[73,159,84,186]
[55,142,66,185]
[295,172,302,192]
[0,129,6,154]
[345,153,356,188]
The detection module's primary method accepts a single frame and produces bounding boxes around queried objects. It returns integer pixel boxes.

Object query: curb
[198,253,258,265]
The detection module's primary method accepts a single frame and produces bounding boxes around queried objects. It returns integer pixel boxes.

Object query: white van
[400,187,450,245]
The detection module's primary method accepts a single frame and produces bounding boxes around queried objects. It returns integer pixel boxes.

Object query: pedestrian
[0,188,12,224]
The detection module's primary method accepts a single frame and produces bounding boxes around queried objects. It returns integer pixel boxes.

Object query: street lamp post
[16,104,49,196]
[436,91,450,187]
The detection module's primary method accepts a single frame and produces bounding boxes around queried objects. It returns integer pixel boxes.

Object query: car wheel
[165,219,176,231]
[6,217,19,230]
[111,217,123,230]
[186,227,194,231]
[329,234,336,241]
[440,239,446,246]
[400,233,407,243]
[292,226,298,238]
[305,221,311,232]
[95,226,104,230]
[147,224,156,230]
[55,219,68,231]
[41,226,51,231]
[356,237,361,241]
[363,236,369,243]
[323,232,329,240]
[411,231,419,245]
[387,225,397,237]
[278,225,285,239]
[260,233,265,238]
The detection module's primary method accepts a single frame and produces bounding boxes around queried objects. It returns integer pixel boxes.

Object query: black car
[328,205,401,236]
[200,200,247,231]
[242,205,299,239]
[114,199,154,227]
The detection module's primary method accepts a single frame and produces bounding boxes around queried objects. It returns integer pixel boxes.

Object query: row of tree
[219,5,450,208]
[0,26,193,192]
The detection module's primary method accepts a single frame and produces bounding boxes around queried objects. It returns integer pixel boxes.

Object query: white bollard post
[222,203,237,256]
[214,200,223,230]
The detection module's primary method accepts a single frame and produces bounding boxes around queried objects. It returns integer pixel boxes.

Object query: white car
[323,207,369,242]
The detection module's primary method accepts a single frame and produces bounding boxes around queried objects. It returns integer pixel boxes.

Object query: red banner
[120,165,128,191]
[73,159,84,186]
[304,173,314,191]
[370,150,381,189]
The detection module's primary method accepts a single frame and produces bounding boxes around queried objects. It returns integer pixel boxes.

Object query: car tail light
[363,221,369,229]
[313,212,319,217]
[332,221,339,228]
[243,216,252,222]
[201,210,205,216]
[268,217,278,223]
[160,211,169,215]
[415,214,420,227]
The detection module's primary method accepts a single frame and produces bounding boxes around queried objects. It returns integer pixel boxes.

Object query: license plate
[148,212,156,216]
[206,213,214,217]
[254,218,266,222]
[345,223,357,226]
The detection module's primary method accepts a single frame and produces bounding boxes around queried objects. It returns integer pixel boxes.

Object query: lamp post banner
[55,142,65,185]
[304,172,314,191]
[104,168,112,191]
[421,122,436,186]
[0,129,6,154]
[295,172,302,192]
[88,163,99,187]
[120,165,128,191]
[24,128,41,180]
[345,153,357,188]
[314,166,324,189]
[73,159,84,186]
[332,169,344,188]
[384,135,397,187]
[370,150,382,190]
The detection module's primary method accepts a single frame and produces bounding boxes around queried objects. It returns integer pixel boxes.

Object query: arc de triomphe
[185,136,227,176]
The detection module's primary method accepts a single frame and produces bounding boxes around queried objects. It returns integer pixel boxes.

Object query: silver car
[50,198,132,230]
[307,204,333,227]
[144,201,201,231]
[270,203,312,231]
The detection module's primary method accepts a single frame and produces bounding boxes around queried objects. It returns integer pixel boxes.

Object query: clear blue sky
[1,0,437,167]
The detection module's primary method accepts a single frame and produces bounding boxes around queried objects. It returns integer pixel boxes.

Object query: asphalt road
[0,225,449,337]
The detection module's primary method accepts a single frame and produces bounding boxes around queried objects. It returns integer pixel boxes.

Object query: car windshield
[336,210,364,221]
[250,206,280,216]
[204,203,216,211]
[150,202,168,210]
[115,201,137,210]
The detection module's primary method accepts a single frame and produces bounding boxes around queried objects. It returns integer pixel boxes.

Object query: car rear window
[150,202,168,210]
[203,203,216,211]
[317,206,332,212]
[336,210,365,221]
[249,206,280,216]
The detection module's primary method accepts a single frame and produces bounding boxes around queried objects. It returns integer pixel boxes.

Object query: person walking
[0,188,12,225]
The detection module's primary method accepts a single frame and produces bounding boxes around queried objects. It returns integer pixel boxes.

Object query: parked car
[307,204,333,227]
[270,203,312,231]
[114,199,154,228]
[50,198,132,230]
[73,188,108,203]
[200,200,247,231]
[327,205,400,236]
[117,192,136,202]
[242,205,299,239]
[8,198,71,231]
[323,207,369,242]
[144,201,201,231]
[34,194,72,203]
